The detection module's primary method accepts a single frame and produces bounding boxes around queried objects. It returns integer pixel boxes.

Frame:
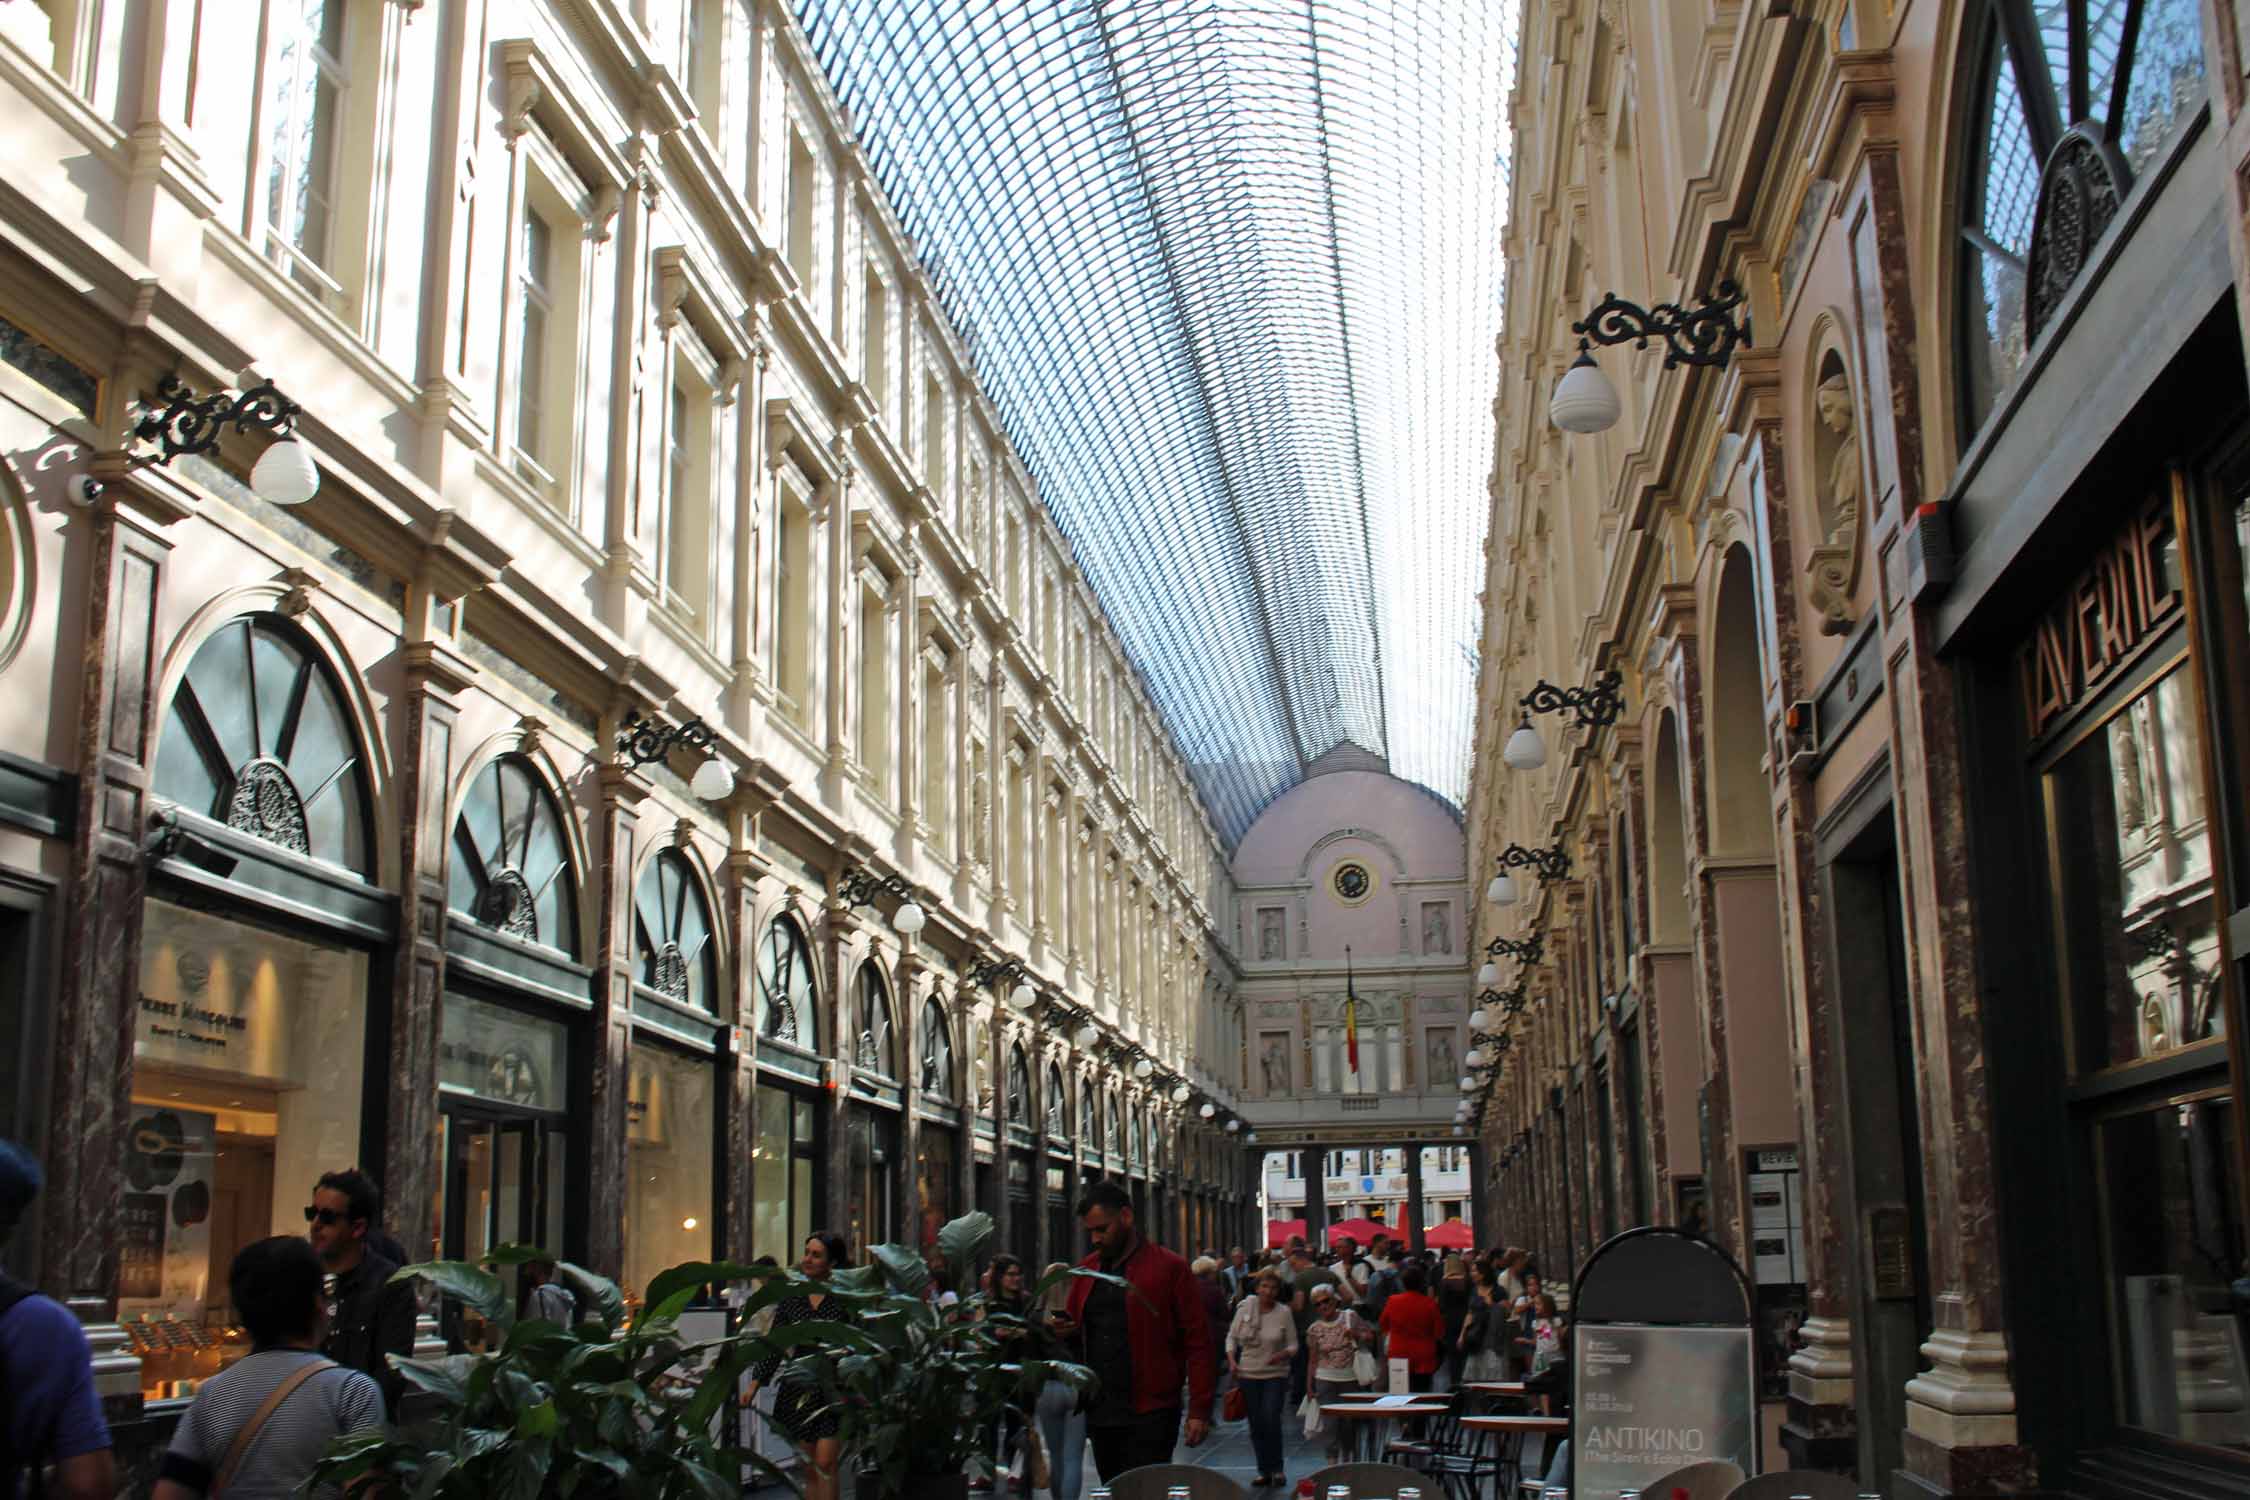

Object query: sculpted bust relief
[1805,350,1865,635]
[1816,371,1860,547]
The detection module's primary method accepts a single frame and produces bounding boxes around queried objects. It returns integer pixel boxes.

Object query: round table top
[1462,1380,1527,1394]
[1320,1401,1451,1418]
[1460,1413,1570,1432]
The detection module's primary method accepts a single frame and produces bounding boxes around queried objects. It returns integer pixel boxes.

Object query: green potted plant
[312,1215,1104,1500]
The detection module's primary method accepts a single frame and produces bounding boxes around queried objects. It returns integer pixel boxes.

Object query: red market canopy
[1325,1216,1386,1247]
[1265,1218,1309,1248]
[1424,1218,1475,1250]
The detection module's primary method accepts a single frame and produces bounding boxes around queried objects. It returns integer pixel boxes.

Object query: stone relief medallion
[1330,859,1376,906]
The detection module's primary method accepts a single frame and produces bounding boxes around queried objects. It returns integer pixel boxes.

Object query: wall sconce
[1485,932,1545,964]
[1549,282,1752,435]
[135,375,319,505]
[968,953,1034,1011]
[1475,961,1500,987]
[1503,671,1628,771]
[840,864,925,935]
[1486,842,1570,905]
[617,709,734,801]
[1200,1102,1217,1120]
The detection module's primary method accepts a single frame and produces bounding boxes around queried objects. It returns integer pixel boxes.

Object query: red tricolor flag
[1344,944,1361,1075]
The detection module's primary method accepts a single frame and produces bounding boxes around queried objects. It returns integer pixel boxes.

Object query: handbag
[1223,1383,1247,1422]
[1352,1348,1379,1384]
[1298,1393,1323,1439]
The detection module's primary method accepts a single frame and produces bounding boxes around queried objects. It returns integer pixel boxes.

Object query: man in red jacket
[1053,1181,1214,1479]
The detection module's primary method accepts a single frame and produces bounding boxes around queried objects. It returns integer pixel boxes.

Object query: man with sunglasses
[305,1168,413,1415]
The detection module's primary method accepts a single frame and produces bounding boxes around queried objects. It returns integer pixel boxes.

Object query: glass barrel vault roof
[794,0,1519,844]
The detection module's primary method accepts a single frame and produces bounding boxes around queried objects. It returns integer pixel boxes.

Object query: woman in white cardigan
[1226,1269,1300,1488]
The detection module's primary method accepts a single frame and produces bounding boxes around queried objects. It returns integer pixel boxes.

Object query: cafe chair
[1726,1472,1863,1500]
[1105,1464,1250,1500]
[1298,1462,1430,1497]
[1640,1459,1748,1500]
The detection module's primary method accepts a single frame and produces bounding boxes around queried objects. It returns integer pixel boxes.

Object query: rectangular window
[922,656,950,854]
[865,270,890,410]
[515,212,553,466]
[680,0,723,125]
[773,480,811,714]
[1004,513,1023,614]
[785,128,817,291]
[858,578,891,794]
[263,0,347,297]
[923,374,947,509]
[663,378,713,629]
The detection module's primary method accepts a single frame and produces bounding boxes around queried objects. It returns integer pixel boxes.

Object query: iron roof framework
[795,0,1518,844]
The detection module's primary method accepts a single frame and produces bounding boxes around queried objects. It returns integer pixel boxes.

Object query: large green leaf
[397,1260,508,1322]
[868,1241,930,1298]
[387,1353,477,1404]
[558,1260,625,1329]
[937,1210,995,1270]
[641,1259,770,1316]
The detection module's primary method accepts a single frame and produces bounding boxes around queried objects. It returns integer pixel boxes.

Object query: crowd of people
[3,1134,1557,1500]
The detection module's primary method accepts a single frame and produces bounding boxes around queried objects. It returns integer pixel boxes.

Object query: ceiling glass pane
[795,0,1518,842]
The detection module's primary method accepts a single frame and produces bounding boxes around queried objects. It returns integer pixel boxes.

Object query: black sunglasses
[303,1205,348,1226]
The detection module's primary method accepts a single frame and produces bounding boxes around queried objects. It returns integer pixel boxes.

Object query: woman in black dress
[747,1232,851,1500]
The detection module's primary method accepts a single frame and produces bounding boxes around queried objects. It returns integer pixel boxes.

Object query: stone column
[585,763,650,1278]
[1300,1146,1326,1245]
[1404,1142,1427,1253]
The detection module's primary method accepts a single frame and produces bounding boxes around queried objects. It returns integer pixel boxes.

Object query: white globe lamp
[1133,1057,1153,1079]
[1476,962,1499,987]
[689,756,735,802]
[1200,1102,1216,1119]
[1502,719,1549,771]
[251,436,321,505]
[1487,872,1519,907]
[1549,348,1621,433]
[1007,982,1035,1011]
[1469,1008,1489,1031]
[1074,1022,1099,1047]
[893,901,927,936]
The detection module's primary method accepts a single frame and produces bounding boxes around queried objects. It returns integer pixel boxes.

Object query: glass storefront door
[441,1105,566,1349]
[845,1106,897,1257]
[753,1084,821,1264]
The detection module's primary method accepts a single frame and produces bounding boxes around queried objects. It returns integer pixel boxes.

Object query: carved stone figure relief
[1257,906,1286,960]
[1805,350,1866,636]
[1259,1031,1292,1095]
[1419,901,1452,955]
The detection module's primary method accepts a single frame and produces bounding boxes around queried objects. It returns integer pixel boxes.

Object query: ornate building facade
[0,0,1260,1448]
[1472,1,2250,1496]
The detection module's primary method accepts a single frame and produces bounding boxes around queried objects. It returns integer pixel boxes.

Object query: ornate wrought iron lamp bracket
[134,374,302,462]
[967,953,1032,990]
[841,864,916,911]
[616,709,718,768]
[1484,932,1546,964]
[1497,841,1572,883]
[1519,670,1626,730]
[1573,280,1751,369]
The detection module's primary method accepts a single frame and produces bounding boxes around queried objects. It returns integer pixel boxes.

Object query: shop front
[843,960,902,1258]
[913,994,960,1262]
[1004,1043,1036,1265]
[127,614,391,1401]
[752,913,825,1264]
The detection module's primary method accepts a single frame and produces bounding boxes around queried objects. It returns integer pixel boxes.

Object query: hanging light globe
[1225,1119,1240,1132]
[1133,1057,1153,1079]
[1007,982,1035,1011]
[1488,872,1519,907]
[1456,1074,1473,1091]
[1502,719,1549,771]
[892,901,927,936]
[1476,962,1499,988]
[1200,1102,1217,1119]
[1465,1048,1485,1069]
[1549,348,1621,433]
[251,436,320,505]
[1171,1083,1190,1103]
[690,756,735,802]
[1074,1022,1099,1047]
[1244,1130,1257,1144]
[1469,1008,1489,1031]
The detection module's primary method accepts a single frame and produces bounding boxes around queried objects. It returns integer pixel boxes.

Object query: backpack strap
[209,1359,336,1498]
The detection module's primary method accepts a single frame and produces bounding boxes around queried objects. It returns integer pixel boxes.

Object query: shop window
[153,617,373,876]
[127,900,370,1396]
[752,1088,818,1264]
[852,962,894,1079]
[624,1039,715,1303]
[448,757,580,957]
[633,850,717,1014]
[917,997,952,1099]
[755,916,818,1052]
[1955,0,2206,437]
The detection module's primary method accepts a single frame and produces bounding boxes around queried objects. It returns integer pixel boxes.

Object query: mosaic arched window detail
[756,916,818,1051]
[633,850,716,1011]
[1080,1081,1098,1150]
[1107,1096,1123,1160]
[855,962,896,1078]
[919,998,953,1098]
[1045,1062,1067,1136]
[1130,1109,1145,1169]
[1957,0,2205,433]
[154,616,372,875]
[448,756,579,956]
[1005,1043,1031,1123]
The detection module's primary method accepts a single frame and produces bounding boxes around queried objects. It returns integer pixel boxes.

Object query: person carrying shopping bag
[1225,1270,1299,1489]
[1301,1284,1374,1464]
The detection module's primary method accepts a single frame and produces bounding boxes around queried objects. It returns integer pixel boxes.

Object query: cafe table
[1459,1414,1570,1498]
[1318,1398,1451,1464]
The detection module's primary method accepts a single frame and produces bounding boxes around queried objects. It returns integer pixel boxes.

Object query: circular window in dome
[1331,860,1375,905]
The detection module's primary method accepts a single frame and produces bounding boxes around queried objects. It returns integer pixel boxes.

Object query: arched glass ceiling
[794,0,1518,844]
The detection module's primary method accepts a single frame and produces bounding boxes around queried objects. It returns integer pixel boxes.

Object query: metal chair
[1638,1459,1749,1500]
[1297,1462,1432,1497]
[1725,1471,1863,1500]
[1104,1464,1252,1500]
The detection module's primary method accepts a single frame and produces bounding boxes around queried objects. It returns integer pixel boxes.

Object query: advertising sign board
[1573,1323,1758,1500]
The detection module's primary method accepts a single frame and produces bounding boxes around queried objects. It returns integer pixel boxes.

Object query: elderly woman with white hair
[1303,1282,1375,1463]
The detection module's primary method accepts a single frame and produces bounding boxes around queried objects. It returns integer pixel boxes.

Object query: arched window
[854,962,896,1077]
[449,756,579,956]
[1107,1095,1122,1159]
[1045,1062,1067,1135]
[154,616,372,875]
[1080,1080,1098,1148]
[633,850,717,1011]
[918,998,953,1098]
[756,916,818,1050]
[1957,0,2205,433]
[1130,1109,1145,1168]
[1005,1043,1030,1122]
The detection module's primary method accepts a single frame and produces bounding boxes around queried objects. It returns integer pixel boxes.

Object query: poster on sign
[1573,1323,1757,1500]
[115,1107,216,1321]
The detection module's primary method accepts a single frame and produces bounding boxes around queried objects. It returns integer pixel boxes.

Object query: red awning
[1324,1216,1386,1246]
[1265,1218,1309,1248]
[1423,1218,1475,1250]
